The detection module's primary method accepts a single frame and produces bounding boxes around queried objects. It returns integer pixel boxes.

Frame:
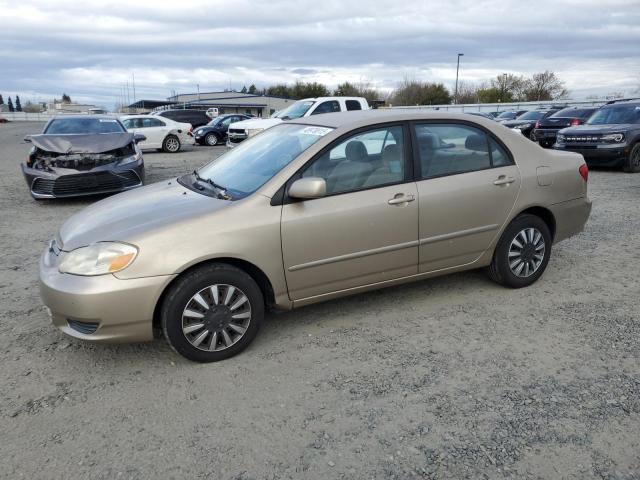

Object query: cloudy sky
[1,0,639,108]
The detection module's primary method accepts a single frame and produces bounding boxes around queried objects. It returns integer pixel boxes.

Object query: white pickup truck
[226,96,369,147]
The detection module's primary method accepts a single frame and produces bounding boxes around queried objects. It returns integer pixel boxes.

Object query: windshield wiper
[192,170,232,200]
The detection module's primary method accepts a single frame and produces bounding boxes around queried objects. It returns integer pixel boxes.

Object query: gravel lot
[1,121,639,480]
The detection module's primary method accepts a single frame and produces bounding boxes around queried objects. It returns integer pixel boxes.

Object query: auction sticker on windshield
[301,126,333,136]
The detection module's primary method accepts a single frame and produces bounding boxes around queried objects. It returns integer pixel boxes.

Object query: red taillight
[534,121,540,129]
[570,118,583,126]
[579,163,588,182]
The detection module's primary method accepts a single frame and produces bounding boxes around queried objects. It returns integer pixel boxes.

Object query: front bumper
[553,144,629,167]
[40,246,175,343]
[533,129,559,142]
[21,159,145,199]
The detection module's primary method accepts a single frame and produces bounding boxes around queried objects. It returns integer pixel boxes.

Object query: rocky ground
[0,121,638,479]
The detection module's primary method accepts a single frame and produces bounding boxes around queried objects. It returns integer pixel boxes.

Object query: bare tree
[455,81,480,104]
[490,74,526,102]
[390,78,452,106]
[522,71,568,101]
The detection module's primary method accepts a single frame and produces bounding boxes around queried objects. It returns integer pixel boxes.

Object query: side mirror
[288,177,326,200]
[24,136,32,143]
[133,133,146,144]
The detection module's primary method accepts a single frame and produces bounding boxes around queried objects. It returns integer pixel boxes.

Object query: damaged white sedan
[21,115,146,200]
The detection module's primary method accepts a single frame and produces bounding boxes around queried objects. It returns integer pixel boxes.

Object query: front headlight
[196,129,203,135]
[557,134,566,143]
[600,133,625,143]
[247,128,264,138]
[58,242,138,276]
[119,152,142,165]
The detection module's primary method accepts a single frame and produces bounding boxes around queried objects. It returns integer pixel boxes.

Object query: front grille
[564,135,602,143]
[32,170,141,197]
[67,319,99,335]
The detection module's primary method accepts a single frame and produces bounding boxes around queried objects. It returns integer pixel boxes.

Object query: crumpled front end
[22,142,145,199]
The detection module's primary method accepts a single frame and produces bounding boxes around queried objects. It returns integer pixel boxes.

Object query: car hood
[229,118,282,131]
[559,124,635,135]
[29,133,134,154]
[58,180,230,251]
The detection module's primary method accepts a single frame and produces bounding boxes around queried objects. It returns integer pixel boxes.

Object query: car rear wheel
[162,135,181,153]
[161,264,264,362]
[623,143,640,173]
[204,133,219,146]
[487,214,552,288]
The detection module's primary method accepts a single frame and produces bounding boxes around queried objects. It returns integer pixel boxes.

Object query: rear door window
[346,100,362,111]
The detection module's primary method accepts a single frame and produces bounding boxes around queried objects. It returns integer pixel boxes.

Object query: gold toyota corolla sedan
[40,110,591,362]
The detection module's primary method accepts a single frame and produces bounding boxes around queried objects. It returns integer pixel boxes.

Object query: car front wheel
[487,214,552,288]
[161,264,264,362]
[162,135,181,153]
[623,143,640,173]
[204,133,219,146]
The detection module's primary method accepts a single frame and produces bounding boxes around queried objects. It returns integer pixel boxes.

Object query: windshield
[45,118,125,134]
[517,111,546,120]
[274,100,315,119]
[194,124,334,198]
[587,106,640,125]
[552,108,594,119]
[207,117,224,126]
[496,111,516,119]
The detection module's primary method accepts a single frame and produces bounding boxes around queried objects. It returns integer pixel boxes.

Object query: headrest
[417,132,439,150]
[381,144,401,164]
[345,140,368,162]
[465,134,488,152]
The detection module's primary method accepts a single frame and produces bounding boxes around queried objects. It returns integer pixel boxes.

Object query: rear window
[517,111,546,120]
[45,118,125,134]
[551,108,596,119]
[346,100,362,111]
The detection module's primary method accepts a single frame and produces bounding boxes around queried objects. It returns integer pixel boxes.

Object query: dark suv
[154,109,210,128]
[554,99,640,172]
[501,108,564,140]
[532,106,598,148]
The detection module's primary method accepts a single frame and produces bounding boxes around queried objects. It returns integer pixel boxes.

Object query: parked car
[0,116,8,123]
[502,108,564,140]
[532,107,598,148]
[120,115,194,153]
[554,99,640,172]
[152,109,210,128]
[193,114,251,146]
[40,110,591,362]
[467,112,495,120]
[495,110,528,122]
[227,97,369,147]
[21,115,145,199]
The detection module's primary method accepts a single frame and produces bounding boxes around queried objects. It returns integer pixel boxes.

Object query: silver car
[40,110,591,362]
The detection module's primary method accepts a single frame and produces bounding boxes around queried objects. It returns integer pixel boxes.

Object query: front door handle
[493,176,516,186]
[388,194,415,205]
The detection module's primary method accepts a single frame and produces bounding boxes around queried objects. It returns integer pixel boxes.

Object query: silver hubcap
[181,284,251,352]
[206,134,217,145]
[166,138,179,151]
[508,228,545,278]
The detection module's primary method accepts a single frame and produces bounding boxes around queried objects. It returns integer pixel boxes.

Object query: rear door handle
[388,194,415,205]
[493,176,516,186]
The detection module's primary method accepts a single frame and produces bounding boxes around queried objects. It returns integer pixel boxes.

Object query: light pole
[454,53,464,104]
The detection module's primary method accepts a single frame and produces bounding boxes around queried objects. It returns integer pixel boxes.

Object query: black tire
[162,135,181,153]
[622,143,640,173]
[161,263,264,362]
[487,214,552,288]
[204,133,219,146]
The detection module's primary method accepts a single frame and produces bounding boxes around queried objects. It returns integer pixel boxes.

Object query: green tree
[61,93,71,103]
[333,81,382,104]
[0,94,4,105]
[291,81,329,99]
[490,74,525,102]
[15,95,22,112]
[476,87,503,103]
[7,97,14,112]
[266,84,293,98]
[248,84,257,94]
[390,79,451,106]
[240,85,248,93]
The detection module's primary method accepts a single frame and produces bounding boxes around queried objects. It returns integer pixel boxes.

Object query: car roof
[51,114,118,120]
[288,109,500,128]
